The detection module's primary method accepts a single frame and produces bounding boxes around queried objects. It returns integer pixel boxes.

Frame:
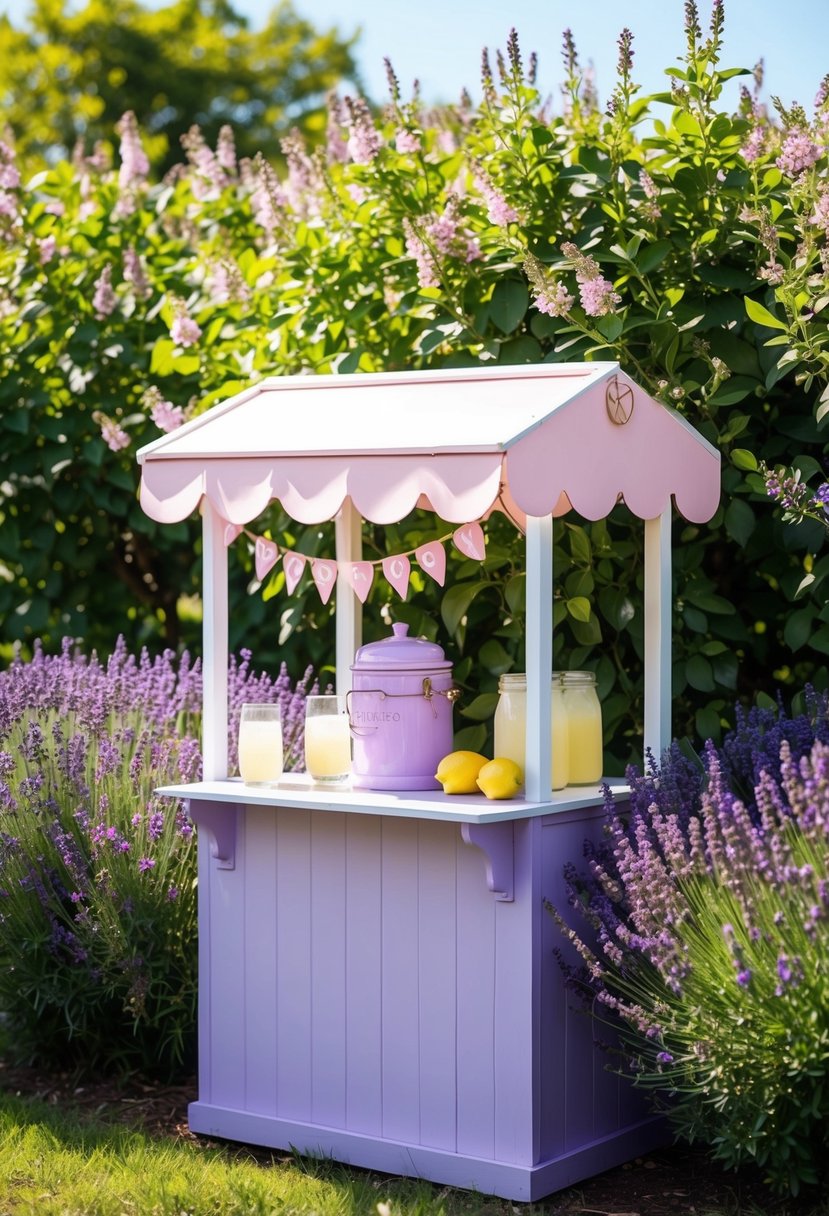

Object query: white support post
[201,500,229,781]
[334,497,363,694]
[644,507,673,768]
[525,514,553,803]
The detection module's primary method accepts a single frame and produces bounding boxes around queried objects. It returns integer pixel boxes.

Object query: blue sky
[1,0,826,113]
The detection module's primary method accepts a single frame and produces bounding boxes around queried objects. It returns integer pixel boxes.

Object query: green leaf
[150,338,175,375]
[505,573,526,615]
[566,596,592,623]
[636,240,672,275]
[453,723,487,752]
[724,499,755,547]
[479,638,513,675]
[695,705,722,743]
[568,525,592,565]
[784,608,815,652]
[683,586,736,614]
[459,692,500,722]
[744,297,787,332]
[441,580,489,637]
[686,654,714,692]
[596,314,623,342]
[730,448,758,471]
[490,280,529,335]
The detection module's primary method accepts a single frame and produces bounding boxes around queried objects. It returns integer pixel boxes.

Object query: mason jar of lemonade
[493,673,569,791]
[561,670,603,784]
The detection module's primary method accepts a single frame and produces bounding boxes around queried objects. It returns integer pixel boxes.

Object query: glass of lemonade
[304,694,351,784]
[238,702,283,786]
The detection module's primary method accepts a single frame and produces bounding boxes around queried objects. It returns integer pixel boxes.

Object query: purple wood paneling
[275,806,312,1122]
[380,816,421,1144]
[243,806,279,1116]
[197,833,213,1104]
[344,815,383,1135]
[456,832,497,1160]
[492,818,537,1166]
[206,813,246,1110]
[310,813,347,1127]
[416,820,457,1151]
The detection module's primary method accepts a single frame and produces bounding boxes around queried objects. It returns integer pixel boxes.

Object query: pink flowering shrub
[0,639,317,1077]
[2,1,829,768]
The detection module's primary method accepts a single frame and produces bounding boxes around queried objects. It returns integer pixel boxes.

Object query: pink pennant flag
[311,559,338,605]
[415,540,446,586]
[453,522,486,561]
[223,522,243,546]
[343,561,375,604]
[283,552,307,595]
[382,554,411,600]
[254,536,279,581]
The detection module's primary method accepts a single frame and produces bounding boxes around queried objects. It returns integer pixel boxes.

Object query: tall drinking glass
[304,694,351,783]
[238,702,283,786]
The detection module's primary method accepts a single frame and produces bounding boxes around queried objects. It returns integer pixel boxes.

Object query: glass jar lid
[497,672,564,691]
[352,621,451,670]
[561,669,596,686]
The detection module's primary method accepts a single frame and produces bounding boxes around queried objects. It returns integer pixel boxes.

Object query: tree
[0,0,360,170]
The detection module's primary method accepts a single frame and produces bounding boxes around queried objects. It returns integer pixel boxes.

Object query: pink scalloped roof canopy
[136,363,720,527]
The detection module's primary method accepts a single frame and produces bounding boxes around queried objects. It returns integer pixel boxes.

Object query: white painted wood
[524,516,554,803]
[334,498,362,693]
[644,508,673,765]
[160,775,627,824]
[201,500,229,780]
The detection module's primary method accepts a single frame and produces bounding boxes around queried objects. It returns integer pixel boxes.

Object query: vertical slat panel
[538,818,566,1160]
[417,820,457,1151]
[197,832,213,1104]
[243,806,279,1116]
[311,813,347,1127]
[380,817,421,1144]
[525,515,554,802]
[644,508,672,765]
[493,819,537,1165]
[275,806,312,1122]
[345,815,383,1134]
[201,499,229,780]
[207,813,246,1109]
[456,831,497,1160]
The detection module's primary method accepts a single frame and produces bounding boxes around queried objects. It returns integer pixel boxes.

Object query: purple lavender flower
[138,857,155,874]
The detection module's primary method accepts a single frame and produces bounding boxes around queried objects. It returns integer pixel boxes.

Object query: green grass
[0,1091,514,1216]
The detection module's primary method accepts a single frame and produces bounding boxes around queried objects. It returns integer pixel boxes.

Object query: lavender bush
[553,695,829,1196]
[0,639,316,1077]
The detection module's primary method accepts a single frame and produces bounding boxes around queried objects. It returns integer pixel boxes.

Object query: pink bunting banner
[283,552,307,595]
[415,540,447,587]
[343,561,375,604]
[230,519,488,602]
[382,554,411,600]
[254,537,279,581]
[453,522,486,561]
[312,559,338,605]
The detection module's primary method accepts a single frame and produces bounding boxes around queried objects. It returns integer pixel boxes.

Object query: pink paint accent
[223,522,243,546]
[453,522,486,561]
[415,540,446,586]
[342,561,374,603]
[138,367,720,528]
[382,554,411,599]
[254,537,279,581]
[311,559,338,604]
[284,552,306,594]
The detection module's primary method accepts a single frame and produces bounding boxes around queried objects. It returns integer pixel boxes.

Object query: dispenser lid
[352,622,451,670]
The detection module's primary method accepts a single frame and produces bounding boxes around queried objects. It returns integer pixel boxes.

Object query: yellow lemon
[435,750,489,794]
[476,757,523,800]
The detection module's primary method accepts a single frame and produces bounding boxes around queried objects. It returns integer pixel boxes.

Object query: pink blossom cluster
[114,111,149,217]
[776,129,822,177]
[250,154,286,236]
[403,199,481,289]
[740,125,767,163]
[170,310,202,348]
[325,95,350,163]
[472,167,519,226]
[92,265,117,319]
[122,247,151,299]
[561,241,621,317]
[142,385,185,433]
[345,96,382,165]
[810,189,829,235]
[395,129,422,154]
[0,140,20,235]
[181,125,229,200]
[280,129,319,216]
[95,411,130,452]
[524,251,574,318]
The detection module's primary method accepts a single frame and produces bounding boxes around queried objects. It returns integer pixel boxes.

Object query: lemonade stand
[137,363,720,1202]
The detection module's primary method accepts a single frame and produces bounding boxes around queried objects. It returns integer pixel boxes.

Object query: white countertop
[154,774,628,825]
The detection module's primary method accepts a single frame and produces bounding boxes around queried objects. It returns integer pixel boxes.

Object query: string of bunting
[222,520,487,604]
